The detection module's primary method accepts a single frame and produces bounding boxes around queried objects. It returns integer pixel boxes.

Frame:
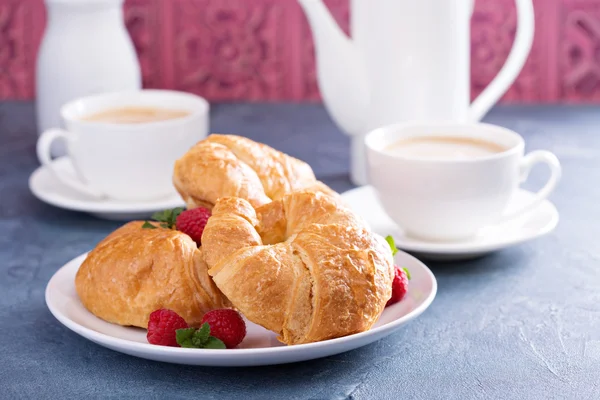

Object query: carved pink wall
[2,0,600,102]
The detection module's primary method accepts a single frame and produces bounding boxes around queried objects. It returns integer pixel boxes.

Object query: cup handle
[36,128,105,199]
[499,150,561,222]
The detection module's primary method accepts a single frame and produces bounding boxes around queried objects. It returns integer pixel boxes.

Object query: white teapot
[299,0,534,185]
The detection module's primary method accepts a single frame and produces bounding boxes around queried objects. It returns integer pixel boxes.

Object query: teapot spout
[298,0,368,136]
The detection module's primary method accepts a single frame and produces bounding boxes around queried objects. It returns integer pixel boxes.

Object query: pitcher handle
[468,0,535,122]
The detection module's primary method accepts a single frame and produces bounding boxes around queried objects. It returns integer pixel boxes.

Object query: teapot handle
[468,0,534,122]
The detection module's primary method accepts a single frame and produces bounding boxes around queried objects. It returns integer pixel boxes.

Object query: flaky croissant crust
[75,221,228,328]
[173,134,337,209]
[202,191,395,345]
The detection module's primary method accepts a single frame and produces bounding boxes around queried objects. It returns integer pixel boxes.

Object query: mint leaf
[192,323,210,346]
[169,207,184,227]
[179,339,195,348]
[150,207,185,229]
[385,235,398,256]
[174,325,226,349]
[402,267,411,280]
[203,337,226,349]
[142,221,157,229]
[151,210,170,222]
[176,327,196,341]
[176,328,197,348]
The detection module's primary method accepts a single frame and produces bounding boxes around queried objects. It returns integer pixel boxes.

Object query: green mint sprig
[142,207,185,229]
[176,323,226,349]
[385,235,398,256]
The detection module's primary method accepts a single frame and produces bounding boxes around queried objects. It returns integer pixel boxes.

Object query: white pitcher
[299,0,535,185]
[36,0,141,156]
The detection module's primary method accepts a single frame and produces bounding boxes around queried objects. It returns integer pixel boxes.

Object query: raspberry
[147,309,189,347]
[386,265,409,307]
[201,309,246,349]
[176,207,211,246]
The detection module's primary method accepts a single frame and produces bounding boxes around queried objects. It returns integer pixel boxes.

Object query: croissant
[173,134,338,209]
[75,221,228,328]
[202,191,395,345]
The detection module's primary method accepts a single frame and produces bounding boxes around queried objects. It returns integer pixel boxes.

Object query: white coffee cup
[36,90,208,201]
[365,122,561,241]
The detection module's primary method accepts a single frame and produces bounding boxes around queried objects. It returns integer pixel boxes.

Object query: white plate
[29,157,184,221]
[341,186,559,261]
[45,251,436,367]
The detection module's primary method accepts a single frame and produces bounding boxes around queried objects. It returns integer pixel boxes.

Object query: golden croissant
[75,221,227,328]
[202,191,395,345]
[173,134,337,209]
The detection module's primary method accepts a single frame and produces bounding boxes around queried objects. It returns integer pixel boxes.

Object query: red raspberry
[176,207,211,246]
[147,309,189,347]
[386,265,409,307]
[201,309,246,349]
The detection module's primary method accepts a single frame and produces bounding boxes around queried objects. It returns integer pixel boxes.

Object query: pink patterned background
[1,0,600,102]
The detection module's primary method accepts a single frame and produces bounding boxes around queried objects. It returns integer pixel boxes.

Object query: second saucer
[341,186,558,261]
[29,157,185,221]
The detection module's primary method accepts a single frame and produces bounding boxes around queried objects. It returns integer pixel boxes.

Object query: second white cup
[365,122,561,242]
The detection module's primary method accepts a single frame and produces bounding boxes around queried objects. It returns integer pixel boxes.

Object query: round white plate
[45,251,436,367]
[29,157,184,221]
[341,186,559,261]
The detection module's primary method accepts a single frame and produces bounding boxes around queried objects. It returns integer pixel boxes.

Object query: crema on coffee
[82,106,190,124]
[384,136,506,160]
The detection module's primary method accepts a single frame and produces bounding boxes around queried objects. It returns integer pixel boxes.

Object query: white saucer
[45,251,436,367]
[29,157,185,221]
[341,186,559,261]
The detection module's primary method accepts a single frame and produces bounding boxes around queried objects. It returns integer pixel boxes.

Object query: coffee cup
[365,122,561,241]
[36,90,208,201]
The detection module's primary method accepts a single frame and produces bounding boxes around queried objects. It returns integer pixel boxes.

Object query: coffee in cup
[384,136,506,160]
[81,106,191,124]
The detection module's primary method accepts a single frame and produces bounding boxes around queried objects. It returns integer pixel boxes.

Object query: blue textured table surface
[1,103,599,399]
